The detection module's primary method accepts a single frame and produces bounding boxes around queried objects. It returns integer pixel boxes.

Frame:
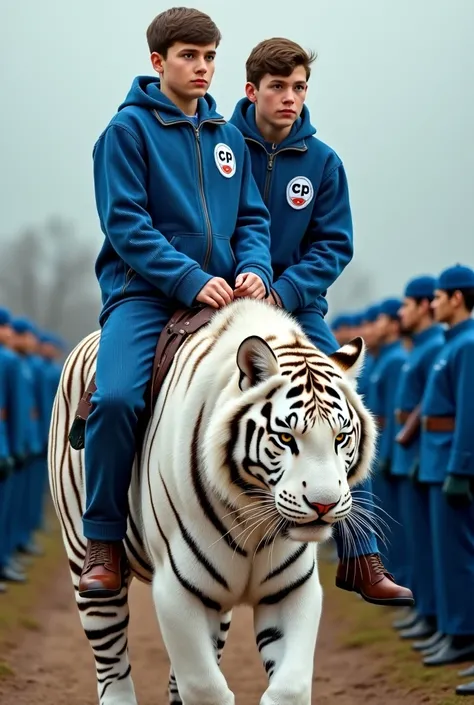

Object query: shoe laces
[369,553,386,575]
[87,541,111,567]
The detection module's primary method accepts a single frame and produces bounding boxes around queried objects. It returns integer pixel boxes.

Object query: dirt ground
[0,552,429,705]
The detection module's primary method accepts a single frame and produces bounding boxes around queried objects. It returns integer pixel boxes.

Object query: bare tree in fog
[0,216,100,347]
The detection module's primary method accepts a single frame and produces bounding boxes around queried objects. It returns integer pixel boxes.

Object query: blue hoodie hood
[229,97,353,316]
[118,75,223,122]
[230,98,316,148]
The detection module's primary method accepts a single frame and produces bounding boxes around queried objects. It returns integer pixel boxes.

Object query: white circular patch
[214,143,236,178]
[286,176,314,210]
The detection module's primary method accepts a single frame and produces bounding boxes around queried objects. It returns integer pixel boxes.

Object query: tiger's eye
[335,433,345,442]
[279,433,293,444]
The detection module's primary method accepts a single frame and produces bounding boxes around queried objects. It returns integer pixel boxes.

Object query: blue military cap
[404,275,436,299]
[437,264,474,291]
[379,297,402,319]
[362,304,381,323]
[350,312,364,327]
[11,316,33,334]
[337,314,354,328]
[0,306,12,326]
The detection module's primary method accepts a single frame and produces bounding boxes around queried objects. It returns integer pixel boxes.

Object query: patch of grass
[0,509,64,656]
[0,662,15,679]
[319,559,468,705]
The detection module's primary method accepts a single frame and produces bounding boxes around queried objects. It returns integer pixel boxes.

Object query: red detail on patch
[291,197,305,206]
[222,165,233,174]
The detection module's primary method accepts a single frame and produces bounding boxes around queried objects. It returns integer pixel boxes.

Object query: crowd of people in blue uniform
[0,306,64,595]
[331,263,474,697]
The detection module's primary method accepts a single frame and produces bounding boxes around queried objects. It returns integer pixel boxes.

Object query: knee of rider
[95,386,140,419]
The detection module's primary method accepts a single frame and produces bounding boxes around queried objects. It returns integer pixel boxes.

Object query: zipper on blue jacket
[153,110,224,273]
[245,138,307,204]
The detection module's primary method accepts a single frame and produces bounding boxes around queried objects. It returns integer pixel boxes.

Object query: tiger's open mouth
[285,517,330,529]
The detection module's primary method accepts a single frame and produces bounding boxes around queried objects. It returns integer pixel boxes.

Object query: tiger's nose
[311,501,338,517]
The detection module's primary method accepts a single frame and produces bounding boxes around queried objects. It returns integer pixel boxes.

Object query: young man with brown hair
[78,7,273,597]
[230,38,413,606]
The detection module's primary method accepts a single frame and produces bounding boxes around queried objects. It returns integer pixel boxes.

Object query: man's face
[0,324,13,346]
[432,289,455,323]
[151,42,217,104]
[373,313,391,344]
[245,66,308,132]
[399,297,422,334]
[360,321,377,349]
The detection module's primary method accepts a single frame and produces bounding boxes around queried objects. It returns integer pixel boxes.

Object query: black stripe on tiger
[261,543,308,584]
[160,473,230,590]
[146,445,222,611]
[192,405,248,557]
[259,560,315,605]
[256,627,283,652]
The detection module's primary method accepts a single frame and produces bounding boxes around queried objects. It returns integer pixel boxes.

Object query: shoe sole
[78,586,123,599]
[335,578,415,607]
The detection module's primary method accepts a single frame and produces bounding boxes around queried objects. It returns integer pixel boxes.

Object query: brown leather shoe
[335,553,414,607]
[78,540,125,598]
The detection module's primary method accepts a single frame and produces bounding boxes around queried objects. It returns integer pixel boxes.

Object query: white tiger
[49,299,376,705]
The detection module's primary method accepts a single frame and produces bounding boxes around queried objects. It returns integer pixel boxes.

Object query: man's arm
[447,342,474,478]
[94,124,212,308]
[272,159,353,312]
[231,146,273,296]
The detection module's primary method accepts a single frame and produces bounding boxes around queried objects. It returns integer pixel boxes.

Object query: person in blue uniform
[10,318,44,561]
[79,7,274,597]
[391,276,445,643]
[230,37,413,606]
[367,298,410,587]
[0,313,30,584]
[418,264,474,670]
[0,307,15,593]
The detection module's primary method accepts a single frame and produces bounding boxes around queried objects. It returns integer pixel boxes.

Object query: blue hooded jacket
[93,77,273,319]
[229,99,353,314]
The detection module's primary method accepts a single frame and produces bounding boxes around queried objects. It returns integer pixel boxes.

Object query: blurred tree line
[0,216,101,350]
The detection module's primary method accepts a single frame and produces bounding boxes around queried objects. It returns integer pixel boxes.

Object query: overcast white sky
[1,0,473,308]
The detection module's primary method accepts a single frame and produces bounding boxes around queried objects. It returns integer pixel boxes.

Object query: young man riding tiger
[230,38,413,606]
[78,7,273,597]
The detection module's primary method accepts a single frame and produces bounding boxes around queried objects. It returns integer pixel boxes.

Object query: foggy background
[1,0,472,349]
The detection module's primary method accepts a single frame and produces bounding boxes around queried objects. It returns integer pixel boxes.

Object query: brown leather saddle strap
[148,305,215,411]
[68,305,214,451]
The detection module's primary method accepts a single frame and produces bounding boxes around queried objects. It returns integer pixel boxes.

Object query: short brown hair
[146,7,222,57]
[246,38,316,87]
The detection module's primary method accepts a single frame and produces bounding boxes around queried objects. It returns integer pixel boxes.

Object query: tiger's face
[207,333,376,544]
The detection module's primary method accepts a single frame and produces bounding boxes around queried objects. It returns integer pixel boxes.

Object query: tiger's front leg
[255,562,322,705]
[152,572,235,705]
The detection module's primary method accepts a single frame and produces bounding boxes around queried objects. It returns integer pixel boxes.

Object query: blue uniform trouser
[295,308,378,559]
[378,475,410,588]
[399,478,435,616]
[430,483,474,636]
[83,298,172,541]
[0,474,11,568]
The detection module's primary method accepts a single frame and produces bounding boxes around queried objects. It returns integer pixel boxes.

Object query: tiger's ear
[237,336,279,392]
[328,336,366,380]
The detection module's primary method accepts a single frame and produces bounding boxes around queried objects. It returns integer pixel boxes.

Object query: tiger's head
[205,325,377,544]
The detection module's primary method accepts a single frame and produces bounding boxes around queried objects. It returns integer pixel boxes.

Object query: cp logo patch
[286,176,314,209]
[214,143,236,178]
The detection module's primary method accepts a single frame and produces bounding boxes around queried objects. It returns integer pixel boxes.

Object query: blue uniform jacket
[368,341,408,465]
[94,76,273,320]
[392,325,445,477]
[1,348,29,461]
[30,355,53,451]
[0,347,11,460]
[229,99,353,315]
[420,318,474,483]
